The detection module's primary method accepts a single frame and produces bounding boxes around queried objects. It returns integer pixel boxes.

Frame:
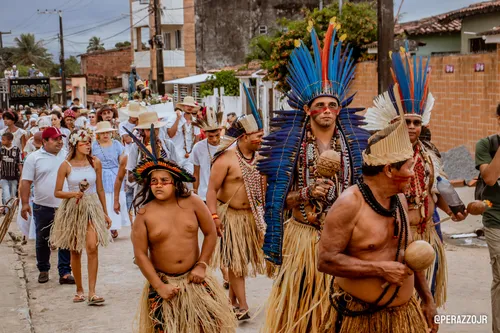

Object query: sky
[0,0,482,59]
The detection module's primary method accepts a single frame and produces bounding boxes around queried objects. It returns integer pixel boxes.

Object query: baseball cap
[42,127,66,140]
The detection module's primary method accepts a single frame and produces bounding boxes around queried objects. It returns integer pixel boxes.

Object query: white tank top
[65,161,97,194]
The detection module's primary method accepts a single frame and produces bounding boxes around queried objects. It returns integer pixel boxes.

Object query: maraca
[317,150,341,177]
[382,240,435,288]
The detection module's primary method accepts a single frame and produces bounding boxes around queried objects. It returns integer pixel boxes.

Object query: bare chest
[146,210,199,244]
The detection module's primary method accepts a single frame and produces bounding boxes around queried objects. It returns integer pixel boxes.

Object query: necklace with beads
[182,122,196,158]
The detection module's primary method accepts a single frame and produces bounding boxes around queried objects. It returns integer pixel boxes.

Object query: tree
[87,36,105,52]
[65,56,80,75]
[11,33,53,69]
[115,41,131,49]
[246,2,377,92]
[200,71,240,98]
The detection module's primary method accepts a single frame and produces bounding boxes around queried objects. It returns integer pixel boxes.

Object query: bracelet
[299,187,310,202]
[196,261,208,269]
[211,213,219,219]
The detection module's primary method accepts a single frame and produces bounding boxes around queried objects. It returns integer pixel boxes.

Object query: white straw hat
[94,121,118,134]
[135,111,167,129]
[175,96,201,110]
[122,101,148,118]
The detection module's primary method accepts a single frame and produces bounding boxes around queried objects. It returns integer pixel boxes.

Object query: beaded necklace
[297,123,338,227]
[236,149,266,234]
[405,143,431,234]
[182,122,196,158]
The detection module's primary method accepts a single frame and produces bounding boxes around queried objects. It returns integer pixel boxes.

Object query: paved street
[0,190,494,333]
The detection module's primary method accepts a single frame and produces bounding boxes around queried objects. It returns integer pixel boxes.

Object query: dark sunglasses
[405,119,422,127]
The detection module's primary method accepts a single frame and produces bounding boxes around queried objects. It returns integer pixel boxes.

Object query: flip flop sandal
[111,230,118,239]
[223,280,230,289]
[236,309,250,321]
[73,294,86,303]
[87,295,105,306]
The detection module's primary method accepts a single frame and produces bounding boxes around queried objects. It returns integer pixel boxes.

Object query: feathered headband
[286,17,356,110]
[68,128,93,146]
[192,107,223,132]
[213,84,263,161]
[123,125,195,183]
[363,45,434,131]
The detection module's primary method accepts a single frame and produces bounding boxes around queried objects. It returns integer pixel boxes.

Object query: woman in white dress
[0,111,27,151]
[92,121,129,238]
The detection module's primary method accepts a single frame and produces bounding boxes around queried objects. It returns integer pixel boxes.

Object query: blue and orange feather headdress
[364,44,434,131]
[124,125,195,183]
[258,18,370,265]
[286,18,356,110]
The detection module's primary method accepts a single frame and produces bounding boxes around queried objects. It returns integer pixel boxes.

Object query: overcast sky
[0,0,481,58]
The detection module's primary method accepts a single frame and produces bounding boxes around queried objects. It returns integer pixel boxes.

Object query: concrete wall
[413,33,461,56]
[194,0,322,72]
[349,47,500,154]
[461,12,500,54]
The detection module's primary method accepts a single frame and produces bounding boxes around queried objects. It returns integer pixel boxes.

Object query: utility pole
[0,31,12,48]
[319,0,323,10]
[38,10,67,104]
[153,0,165,95]
[377,0,394,94]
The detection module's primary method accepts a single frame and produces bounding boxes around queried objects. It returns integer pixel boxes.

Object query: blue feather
[242,83,263,130]
[123,127,156,162]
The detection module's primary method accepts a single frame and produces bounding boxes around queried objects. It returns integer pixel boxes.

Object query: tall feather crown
[286,17,356,110]
[192,107,224,132]
[257,19,370,265]
[363,45,434,131]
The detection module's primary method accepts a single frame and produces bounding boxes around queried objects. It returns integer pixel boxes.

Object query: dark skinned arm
[206,154,229,237]
[480,149,500,186]
[318,189,412,285]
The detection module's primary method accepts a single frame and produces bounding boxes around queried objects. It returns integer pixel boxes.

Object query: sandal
[223,280,230,290]
[111,230,118,239]
[87,295,105,306]
[73,294,86,303]
[236,308,250,321]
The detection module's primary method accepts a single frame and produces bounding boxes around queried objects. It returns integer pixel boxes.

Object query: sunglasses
[405,119,422,127]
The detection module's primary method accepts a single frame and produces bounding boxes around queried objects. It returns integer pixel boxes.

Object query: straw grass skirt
[263,218,331,333]
[137,270,237,333]
[211,201,265,278]
[321,284,428,333]
[411,221,447,308]
[50,193,109,251]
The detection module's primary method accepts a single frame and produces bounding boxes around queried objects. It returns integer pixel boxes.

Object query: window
[163,32,172,50]
[175,30,182,49]
[139,0,149,4]
[469,37,496,53]
[259,26,268,34]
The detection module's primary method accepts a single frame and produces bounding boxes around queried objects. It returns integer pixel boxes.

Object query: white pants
[0,179,18,205]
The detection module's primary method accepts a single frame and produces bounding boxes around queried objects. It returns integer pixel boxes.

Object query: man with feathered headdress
[206,86,266,320]
[257,18,369,332]
[362,46,467,308]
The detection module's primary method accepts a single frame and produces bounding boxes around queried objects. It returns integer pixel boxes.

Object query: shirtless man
[318,117,438,333]
[206,113,266,320]
[130,129,235,333]
[362,50,467,307]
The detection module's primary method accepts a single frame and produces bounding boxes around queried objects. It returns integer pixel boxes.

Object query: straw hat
[176,96,201,110]
[95,121,118,134]
[80,108,90,115]
[106,99,117,106]
[135,80,145,88]
[135,111,167,129]
[122,101,148,118]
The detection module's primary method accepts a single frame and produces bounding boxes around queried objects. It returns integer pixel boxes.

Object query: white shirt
[0,127,27,150]
[190,139,218,201]
[165,114,200,171]
[126,138,179,172]
[22,148,67,208]
[75,116,88,129]
[119,120,136,137]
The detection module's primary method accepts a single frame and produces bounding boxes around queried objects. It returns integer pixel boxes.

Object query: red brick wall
[81,48,132,92]
[349,49,500,153]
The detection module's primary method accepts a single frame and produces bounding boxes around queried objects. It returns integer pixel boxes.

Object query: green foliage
[65,56,81,75]
[246,2,377,92]
[87,36,105,52]
[200,70,240,98]
[115,41,131,49]
[11,34,53,69]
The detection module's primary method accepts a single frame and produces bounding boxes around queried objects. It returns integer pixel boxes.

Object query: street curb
[7,231,35,333]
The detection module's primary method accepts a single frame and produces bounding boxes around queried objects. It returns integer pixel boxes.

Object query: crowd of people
[2,19,500,333]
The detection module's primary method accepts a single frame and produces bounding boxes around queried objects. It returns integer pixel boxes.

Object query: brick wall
[349,48,500,153]
[81,48,132,91]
